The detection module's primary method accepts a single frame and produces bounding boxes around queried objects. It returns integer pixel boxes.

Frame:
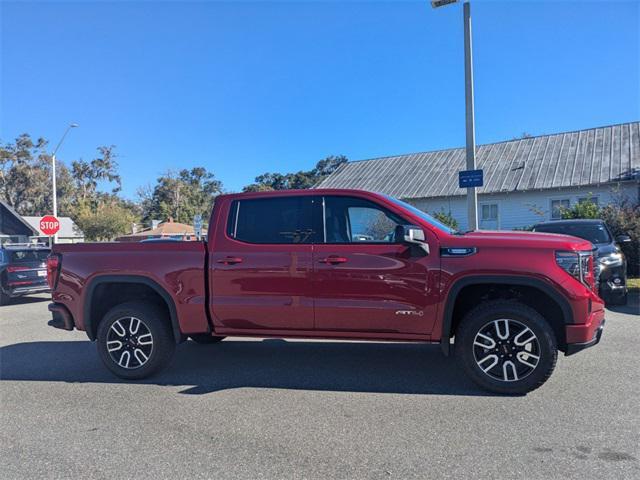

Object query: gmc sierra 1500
[47,189,605,394]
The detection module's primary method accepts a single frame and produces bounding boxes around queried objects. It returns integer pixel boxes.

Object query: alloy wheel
[472,318,541,382]
[106,317,154,369]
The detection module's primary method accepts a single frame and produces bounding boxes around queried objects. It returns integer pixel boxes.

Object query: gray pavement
[1,294,639,479]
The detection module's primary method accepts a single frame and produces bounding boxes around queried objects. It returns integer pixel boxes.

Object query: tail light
[46,254,61,289]
[555,250,596,291]
[7,266,30,273]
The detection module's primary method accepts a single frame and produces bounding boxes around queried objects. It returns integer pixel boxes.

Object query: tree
[139,167,223,225]
[243,155,347,192]
[74,198,138,241]
[432,209,459,230]
[0,133,76,216]
[71,145,122,203]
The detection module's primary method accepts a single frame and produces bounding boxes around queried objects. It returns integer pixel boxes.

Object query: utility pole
[51,123,79,242]
[463,2,478,231]
[430,0,479,230]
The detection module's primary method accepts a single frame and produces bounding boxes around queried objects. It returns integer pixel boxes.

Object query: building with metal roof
[316,122,640,230]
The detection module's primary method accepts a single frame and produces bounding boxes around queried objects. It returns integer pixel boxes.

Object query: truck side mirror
[396,225,429,255]
[616,234,631,244]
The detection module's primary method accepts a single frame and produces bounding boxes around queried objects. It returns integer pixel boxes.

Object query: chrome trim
[322,197,327,243]
[233,201,240,238]
[440,247,477,257]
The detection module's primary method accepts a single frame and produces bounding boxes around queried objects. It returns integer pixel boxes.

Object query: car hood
[457,230,594,251]
[592,243,618,257]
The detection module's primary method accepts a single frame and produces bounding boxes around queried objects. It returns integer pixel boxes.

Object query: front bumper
[565,317,605,356]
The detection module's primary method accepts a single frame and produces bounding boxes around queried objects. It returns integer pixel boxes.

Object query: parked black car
[532,219,631,305]
[0,244,51,305]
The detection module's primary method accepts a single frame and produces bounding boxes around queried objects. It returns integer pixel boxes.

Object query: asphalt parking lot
[1,295,639,479]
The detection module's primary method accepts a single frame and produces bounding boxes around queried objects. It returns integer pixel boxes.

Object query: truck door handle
[319,256,348,265]
[217,256,243,265]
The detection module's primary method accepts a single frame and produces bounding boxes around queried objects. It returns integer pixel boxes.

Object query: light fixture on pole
[51,123,79,242]
[430,0,479,231]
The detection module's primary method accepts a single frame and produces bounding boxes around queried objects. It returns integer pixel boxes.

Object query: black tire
[189,334,226,344]
[97,301,176,380]
[0,291,10,306]
[455,300,558,395]
[606,292,628,306]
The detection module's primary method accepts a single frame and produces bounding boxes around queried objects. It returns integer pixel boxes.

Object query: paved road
[1,295,639,479]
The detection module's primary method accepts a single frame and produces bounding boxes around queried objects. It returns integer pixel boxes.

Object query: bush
[560,200,600,220]
[599,202,640,276]
[432,209,459,230]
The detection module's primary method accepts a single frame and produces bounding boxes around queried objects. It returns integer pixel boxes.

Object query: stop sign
[40,215,61,236]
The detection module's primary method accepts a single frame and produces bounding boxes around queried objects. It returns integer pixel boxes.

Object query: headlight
[599,252,623,267]
[556,250,596,289]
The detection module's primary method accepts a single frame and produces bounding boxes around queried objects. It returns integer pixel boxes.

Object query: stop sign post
[40,215,61,236]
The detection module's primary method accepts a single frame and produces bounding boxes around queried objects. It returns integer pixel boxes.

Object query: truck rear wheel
[96,301,175,380]
[189,334,226,344]
[455,300,557,395]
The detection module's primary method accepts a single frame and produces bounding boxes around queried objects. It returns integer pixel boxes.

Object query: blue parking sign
[459,169,483,188]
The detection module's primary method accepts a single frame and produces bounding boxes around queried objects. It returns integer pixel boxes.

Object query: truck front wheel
[97,302,176,380]
[455,300,558,395]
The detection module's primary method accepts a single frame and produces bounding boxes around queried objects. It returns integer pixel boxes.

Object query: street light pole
[430,0,479,230]
[51,123,79,242]
[463,2,478,231]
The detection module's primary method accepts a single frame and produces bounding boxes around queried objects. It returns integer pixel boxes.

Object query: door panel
[313,244,438,334]
[313,195,440,335]
[209,195,317,331]
[211,248,314,330]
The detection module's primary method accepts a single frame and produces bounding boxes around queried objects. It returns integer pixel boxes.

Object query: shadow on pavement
[0,338,495,396]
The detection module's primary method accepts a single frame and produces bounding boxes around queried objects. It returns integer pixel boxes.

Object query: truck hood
[457,230,594,251]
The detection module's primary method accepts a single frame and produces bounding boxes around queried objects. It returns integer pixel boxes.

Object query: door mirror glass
[396,225,429,255]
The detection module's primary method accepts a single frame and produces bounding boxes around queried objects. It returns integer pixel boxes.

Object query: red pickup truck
[47,189,605,394]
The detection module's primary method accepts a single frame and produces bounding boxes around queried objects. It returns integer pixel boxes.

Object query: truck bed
[52,241,209,338]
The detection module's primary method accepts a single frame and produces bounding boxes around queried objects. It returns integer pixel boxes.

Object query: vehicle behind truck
[47,189,605,394]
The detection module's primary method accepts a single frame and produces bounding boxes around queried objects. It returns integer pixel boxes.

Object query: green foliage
[243,155,347,192]
[599,201,640,276]
[138,167,223,225]
[560,198,600,219]
[1,134,138,240]
[557,195,639,276]
[0,134,74,216]
[71,146,122,202]
[512,225,534,231]
[74,198,138,241]
[431,209,459,230]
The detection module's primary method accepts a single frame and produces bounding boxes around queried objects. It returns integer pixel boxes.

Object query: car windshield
[534,223,611,244]
[383,195,457,234]
[9,249,50,263]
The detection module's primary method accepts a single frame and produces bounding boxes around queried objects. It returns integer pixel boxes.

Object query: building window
[551,199,570,219]
[578,196,598,206]
[481,204,498,221]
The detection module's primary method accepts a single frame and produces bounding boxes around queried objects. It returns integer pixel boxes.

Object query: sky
[1,0,638,199]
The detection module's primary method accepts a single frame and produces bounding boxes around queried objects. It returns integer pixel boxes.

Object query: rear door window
[227,196,318,244]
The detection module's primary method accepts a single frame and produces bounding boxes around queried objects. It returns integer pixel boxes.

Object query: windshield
[534,223,611,244]
[383,195,457,234]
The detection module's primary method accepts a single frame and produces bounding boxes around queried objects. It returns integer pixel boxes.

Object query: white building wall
[408,182,639,231]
